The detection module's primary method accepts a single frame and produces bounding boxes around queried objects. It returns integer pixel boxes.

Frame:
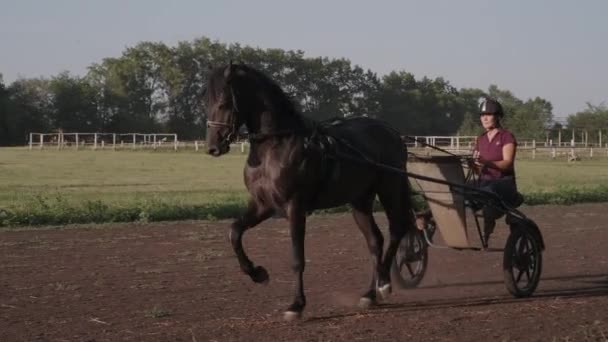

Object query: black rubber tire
[392,229,429,289]
[503,228,543,298]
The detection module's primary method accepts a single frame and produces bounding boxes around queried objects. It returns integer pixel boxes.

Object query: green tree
[567,102,608,130]
[3,78,53,145]
[377,71,420,134]
[0,74,11,145]
[511,97,553,139]
[1,36,561,144]
[459,85,554,140]
[378,71,466,135]
[566,103,608,145]
[456,88,486,136]
[86,43,167,133]
[49,72,101,132]
[161,41,208,139]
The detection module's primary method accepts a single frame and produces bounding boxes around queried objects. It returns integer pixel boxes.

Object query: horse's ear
[224,60,235,80]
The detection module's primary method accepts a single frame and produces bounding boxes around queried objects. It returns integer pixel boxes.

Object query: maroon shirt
[474,129,517,180]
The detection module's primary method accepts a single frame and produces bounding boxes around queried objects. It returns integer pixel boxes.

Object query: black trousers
[471,176,519,231]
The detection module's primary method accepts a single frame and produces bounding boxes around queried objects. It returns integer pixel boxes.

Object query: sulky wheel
[503,228,543,297]
[392,228,429,289]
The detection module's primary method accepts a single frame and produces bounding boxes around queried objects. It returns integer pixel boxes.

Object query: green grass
[516,159,608,191]
[515,158,608,205]
[0,147,248,207]
[1,147,608,227]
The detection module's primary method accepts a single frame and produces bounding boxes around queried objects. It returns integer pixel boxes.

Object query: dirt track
[1,203,608,341]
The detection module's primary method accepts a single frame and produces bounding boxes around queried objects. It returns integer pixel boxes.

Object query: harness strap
[248,130,303,142]
[207,120,234,128]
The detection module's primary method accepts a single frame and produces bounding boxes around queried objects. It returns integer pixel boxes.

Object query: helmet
[479,98,504,117]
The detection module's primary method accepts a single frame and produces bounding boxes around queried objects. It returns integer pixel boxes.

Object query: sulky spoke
[515,268,524,284]
[405,263,415,277]
[525,268,532,283]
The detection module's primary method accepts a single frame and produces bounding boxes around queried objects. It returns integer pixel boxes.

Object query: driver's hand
[475,155,488,168]
[468,151,482,173]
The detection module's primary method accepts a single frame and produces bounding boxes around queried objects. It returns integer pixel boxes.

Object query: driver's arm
[483,143,516,171]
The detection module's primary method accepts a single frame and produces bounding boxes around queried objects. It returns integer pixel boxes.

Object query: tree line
[1,36,603,146]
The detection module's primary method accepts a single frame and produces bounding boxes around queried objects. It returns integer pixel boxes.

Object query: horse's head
[204,62,254,156]
[205,62,301,156]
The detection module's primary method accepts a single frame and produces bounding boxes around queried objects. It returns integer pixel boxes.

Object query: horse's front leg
[230,199,274,283]
[284,200,307,321]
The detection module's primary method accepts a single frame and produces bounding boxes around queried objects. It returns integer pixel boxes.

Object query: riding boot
[482,207,498,245]
[484,219,495,241]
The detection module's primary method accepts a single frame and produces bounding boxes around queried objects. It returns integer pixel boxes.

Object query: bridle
[206,85,241,149]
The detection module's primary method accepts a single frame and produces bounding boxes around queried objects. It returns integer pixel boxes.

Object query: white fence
[27,133,608,160]
[29,133,179,150]
[405,136,608,160]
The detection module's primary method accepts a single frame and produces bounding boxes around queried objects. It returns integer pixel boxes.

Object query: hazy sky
[1,0,607,121]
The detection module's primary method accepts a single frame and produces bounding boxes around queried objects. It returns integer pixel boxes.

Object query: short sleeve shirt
[474,129,517,180]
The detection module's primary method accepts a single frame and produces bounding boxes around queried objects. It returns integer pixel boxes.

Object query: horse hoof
[283,310,302,321]
[358,297,375,309]
[377,283,392,301]
[251,266,270,284]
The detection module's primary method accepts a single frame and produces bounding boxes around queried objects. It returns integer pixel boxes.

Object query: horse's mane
[206,63,301,120]
[237,65,300,118]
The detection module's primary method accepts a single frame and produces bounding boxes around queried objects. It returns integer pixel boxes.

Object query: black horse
[205,62,416,320]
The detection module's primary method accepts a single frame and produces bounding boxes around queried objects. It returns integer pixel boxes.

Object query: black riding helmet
[479,98,504,118]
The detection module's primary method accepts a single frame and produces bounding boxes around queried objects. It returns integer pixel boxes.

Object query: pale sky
[1,0,607,121]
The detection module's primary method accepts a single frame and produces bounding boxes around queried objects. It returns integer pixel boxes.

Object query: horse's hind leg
[284,199,307,321]
[376,179,415,300]
[230,199,275,283]
[351,194,384,308]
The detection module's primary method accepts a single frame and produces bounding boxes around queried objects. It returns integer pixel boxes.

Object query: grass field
[0,148,248,207]
[1,147,608,226]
